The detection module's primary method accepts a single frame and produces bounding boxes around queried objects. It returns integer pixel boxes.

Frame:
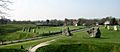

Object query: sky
[6,0,120,21]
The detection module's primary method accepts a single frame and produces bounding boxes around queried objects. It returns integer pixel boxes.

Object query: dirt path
[29,39,55,52]
[28,29,85,52]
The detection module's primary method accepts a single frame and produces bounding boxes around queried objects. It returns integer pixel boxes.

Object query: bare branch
[0,0,12,17]
[0,4,10,10]
[0,10,6,14]
[0,0,12,3]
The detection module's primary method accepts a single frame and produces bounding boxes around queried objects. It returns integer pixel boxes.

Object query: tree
[46,19,49,24]
[111,18,118,25]
[0,0,12,17]
[78,18,86,25]
[0,16,11,24]
[99,16,113,25]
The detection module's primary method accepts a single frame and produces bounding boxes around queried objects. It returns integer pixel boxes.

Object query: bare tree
[0,0,12,17]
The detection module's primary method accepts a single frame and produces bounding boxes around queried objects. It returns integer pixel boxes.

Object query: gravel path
[29,39,56,52]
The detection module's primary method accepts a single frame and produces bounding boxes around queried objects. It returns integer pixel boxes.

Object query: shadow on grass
[0,48,27,52]
[86,37,109,39]
[36,44,120,52]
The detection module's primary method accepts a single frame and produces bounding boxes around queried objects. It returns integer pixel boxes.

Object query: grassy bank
[36,44,120,52]
[0,34,62,52]
[0,24,82,41]
[36,26,120,52]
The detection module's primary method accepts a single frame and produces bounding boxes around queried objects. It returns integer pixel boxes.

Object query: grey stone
[87,27,101,38]
[62,27,72,36]
[22,27,25,32]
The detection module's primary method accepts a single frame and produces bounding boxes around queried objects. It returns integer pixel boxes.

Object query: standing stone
[87,27,101,38]
[0,40,4,45]
[62,27,72,36]
[63,18,72,36]
[28,27,31,32]
[82,23,85,26]
[107,26,110,30]
[105,25,107,29]
[21,45,24,49]
[95,28,101,38]
[33,29,35,33]
[114,26,118,31]
[22,27,25,32]
[87,28,95,37]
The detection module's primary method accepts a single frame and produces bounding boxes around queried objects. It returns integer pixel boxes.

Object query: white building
[104,21,110,25]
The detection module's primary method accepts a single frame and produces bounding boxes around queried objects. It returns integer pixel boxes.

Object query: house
[104,21,119,30]
[104,21,110,30]
[104,21,110,25]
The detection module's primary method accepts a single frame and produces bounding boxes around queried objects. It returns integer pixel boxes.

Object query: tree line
[0,16,120,26]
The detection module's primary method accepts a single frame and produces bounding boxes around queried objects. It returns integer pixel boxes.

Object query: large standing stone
[87,27,101,38]
[33,29,36,33]
[114,26,118,31]
[87,28,95,37]
[62,27,72,36]
[95,28,101,38]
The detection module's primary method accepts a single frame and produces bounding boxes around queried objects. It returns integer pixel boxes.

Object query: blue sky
[7,0,120,21]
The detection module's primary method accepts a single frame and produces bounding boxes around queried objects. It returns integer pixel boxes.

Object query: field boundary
[0,28,82,45]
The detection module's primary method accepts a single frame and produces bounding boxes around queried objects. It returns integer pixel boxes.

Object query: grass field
[36,26,120,52]
[0,24,36,41]
[0,24,82,41]
[0,24,83,52]
[0,34,62,52]
[0,25,120,52]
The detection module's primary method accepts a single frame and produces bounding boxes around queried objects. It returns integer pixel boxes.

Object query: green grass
[0,32,37,41]
[0,24,82,41]
[0,49,26,52]
[36,26,120,52]
[0,25,83,52]
[0,24,36,41]
[0,34,62,52]
[36,44,118,52]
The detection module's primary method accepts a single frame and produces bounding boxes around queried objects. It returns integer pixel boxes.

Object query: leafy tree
[46,19,50,24]
[111,18,118,25]
[0,17,11,24]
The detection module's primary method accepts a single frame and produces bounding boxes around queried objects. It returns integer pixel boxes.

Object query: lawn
[0,24,36,41]
[0,34,62,52]
[0,24,82,41]
[0,24,83,52]
[36,26,120,52]
[1,25,119,52]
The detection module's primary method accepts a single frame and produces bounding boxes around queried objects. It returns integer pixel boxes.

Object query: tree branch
[0,0,12,16]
